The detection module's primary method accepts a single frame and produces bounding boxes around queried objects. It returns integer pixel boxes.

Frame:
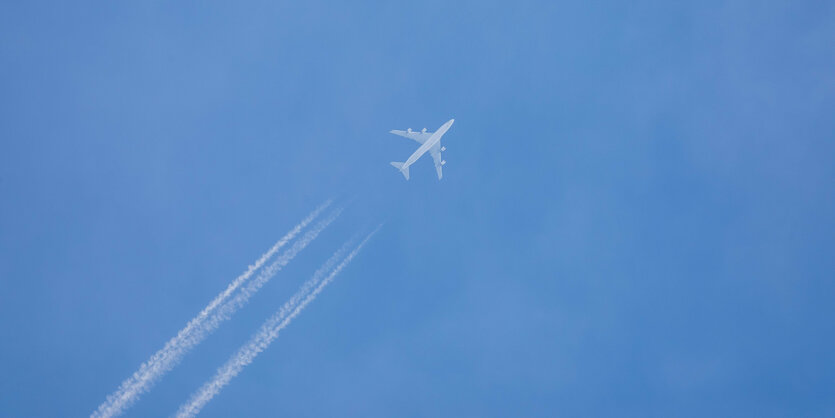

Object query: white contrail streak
[175,226,381,418]
[92,202,335,418]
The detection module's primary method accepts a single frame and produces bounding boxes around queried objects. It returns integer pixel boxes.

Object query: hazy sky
[1,1,834,417]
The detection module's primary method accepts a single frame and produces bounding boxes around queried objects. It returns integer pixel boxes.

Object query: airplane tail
[390,162,410,180]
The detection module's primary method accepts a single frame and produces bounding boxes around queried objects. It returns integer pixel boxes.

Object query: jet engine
[441,146,446,151]
[407,128,412,133]
[441,160,446,165]
[421,128,427,133]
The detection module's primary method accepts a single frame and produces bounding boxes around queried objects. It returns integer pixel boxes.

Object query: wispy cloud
[175,225,382,418]
[91,202,336,418]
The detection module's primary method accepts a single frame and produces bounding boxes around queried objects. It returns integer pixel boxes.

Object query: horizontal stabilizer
[390,161,410,180]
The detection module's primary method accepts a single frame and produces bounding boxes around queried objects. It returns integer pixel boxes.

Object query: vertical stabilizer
[389,162,410,180]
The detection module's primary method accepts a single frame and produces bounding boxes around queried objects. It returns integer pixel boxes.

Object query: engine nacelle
[441,146,446,151]
[441,160,446,165]
[407,128,413,133]
[421,128,427,133]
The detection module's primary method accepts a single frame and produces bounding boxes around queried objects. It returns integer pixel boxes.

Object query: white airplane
[389,118,454,180]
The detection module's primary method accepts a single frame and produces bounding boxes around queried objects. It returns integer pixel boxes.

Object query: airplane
[389,118,454,180]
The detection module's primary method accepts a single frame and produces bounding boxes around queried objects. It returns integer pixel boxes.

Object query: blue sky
[1,1,834,417]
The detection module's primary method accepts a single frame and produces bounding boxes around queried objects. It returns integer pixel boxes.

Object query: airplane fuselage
[402,119,454,169]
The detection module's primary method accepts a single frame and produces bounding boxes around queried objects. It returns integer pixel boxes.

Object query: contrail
[92,202,336,418]
[175,225,381,418]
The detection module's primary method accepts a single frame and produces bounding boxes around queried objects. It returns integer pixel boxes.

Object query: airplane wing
[430,141,443,180]
[389,129,432,144]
